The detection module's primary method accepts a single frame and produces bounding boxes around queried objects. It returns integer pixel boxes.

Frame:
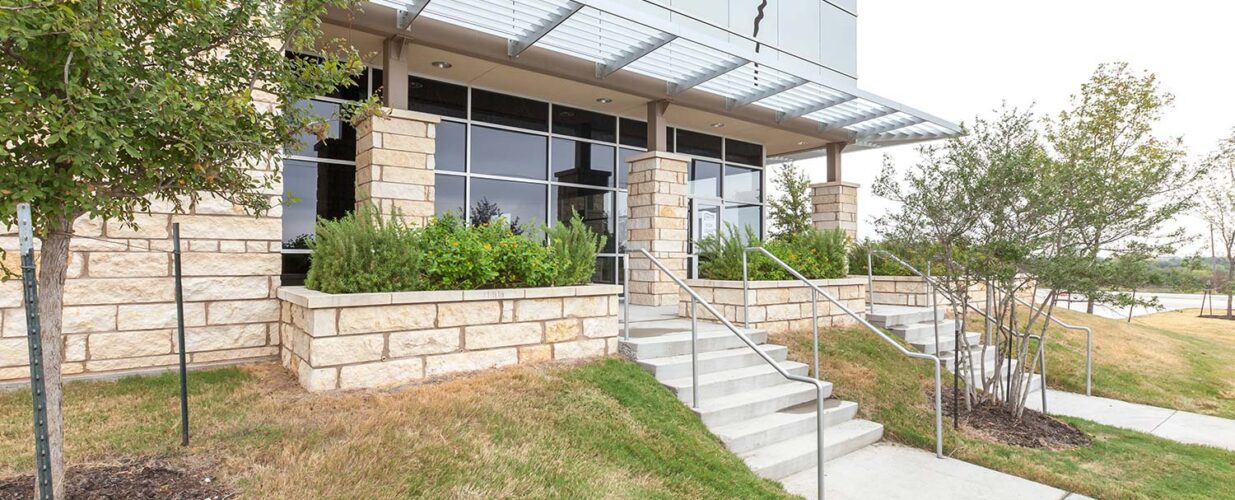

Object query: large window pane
[287,100,355,161]
[471,88,549,131]
[619,118,647,148]
[409,76,467,119]
[725,204,762,238]
[725,138,764,166]
[677,129,722,159]
[470,178,546,230]
[724,165,762,203]
[281,254,311,286]
[616,191,628,252]
[281,160,355,250]
[552,138,615,187]
[435,174,465,218]
[617,148,642,189]
[552,104,616,142]
[690,160,722,198]
[472,126,547,180]
[553,186,615,253]
[593,257,616,284]
[436,120,466,172]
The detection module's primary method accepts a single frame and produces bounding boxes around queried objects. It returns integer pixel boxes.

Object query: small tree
[0,1,364,497]
[767,162,813,239]
[1198,129,1235,317]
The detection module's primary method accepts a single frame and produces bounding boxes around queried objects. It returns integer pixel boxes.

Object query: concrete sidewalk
[784,443,1090,500]
[1027,390,1235,452]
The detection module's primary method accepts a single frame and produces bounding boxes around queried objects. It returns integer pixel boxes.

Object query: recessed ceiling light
[431,61,452,69]
[559,111,575,118]
[710,122,725,128]
[797,141,807,145]
[596,97,613,104]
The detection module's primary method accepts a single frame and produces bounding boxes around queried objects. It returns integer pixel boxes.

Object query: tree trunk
[1127,289,1136,323]
[1086,296,1095,314]
[1226,255,1233,319]
[35,215,72,500]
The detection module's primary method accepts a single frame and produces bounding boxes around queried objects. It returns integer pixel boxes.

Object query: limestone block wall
[354,109,439,226]
[0,198,284,383]
[678,278,866,334]
[625,151,690,306]
[868,276,1033,310]
[277,284,623,392]
[810,181,859,240]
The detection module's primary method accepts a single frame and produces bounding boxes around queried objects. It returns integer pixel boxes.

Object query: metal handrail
[744,247,945,459]
[869,250,1049,411]
[624,249,830,499]
[1011,294,1093,396]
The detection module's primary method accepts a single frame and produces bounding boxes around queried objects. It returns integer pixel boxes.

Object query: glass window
[435,174,465,218]
[616,191,628,252]
[552,138,615,187]
[553,105,616,142]
[471,88,549,131]
[553,186,615,253]
[282,254,311,286]
[471,126,547,180]
[725,204,762,238]
[409,77,468,119]
[619,118,647,148]
[288,100,356,161]
[282,160,355,250]
[470,178,546,230]
[593,257,616,284]
[617,148,642,189]
[725,139,764,166]
[667,127,676,152]
[676,129,722,159]
[436,120,466,172]
[724,165,763,203]
[690,160,722,198]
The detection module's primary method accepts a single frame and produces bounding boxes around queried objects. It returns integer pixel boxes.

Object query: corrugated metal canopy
[370,0,961,146]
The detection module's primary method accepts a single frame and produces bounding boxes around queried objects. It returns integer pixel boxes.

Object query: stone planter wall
[677,278,866,334]
[277,284,622,392]
[868,275,1033,310]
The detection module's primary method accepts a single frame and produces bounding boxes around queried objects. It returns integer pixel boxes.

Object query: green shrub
[546,210,608,286]
[305,208,424,294]
[848,238,931,276]
[696,226,848,281]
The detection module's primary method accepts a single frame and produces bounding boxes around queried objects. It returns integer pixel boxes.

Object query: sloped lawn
[0,360,792,498]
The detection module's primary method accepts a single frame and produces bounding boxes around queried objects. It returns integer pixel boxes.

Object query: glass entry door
[690,200,721,277]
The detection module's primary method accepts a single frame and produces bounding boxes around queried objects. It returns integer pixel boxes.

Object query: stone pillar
[625,151,690,306]
[811,181,859,240]
[354,108,440,226]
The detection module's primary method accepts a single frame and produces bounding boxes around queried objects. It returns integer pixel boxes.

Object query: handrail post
[933,361,943,458]
[816,386,826,499]
[742,250,750,328]
[927,261,940,355]
[1084,326,1092,396]
[690,295,699,409]
[623,253,630,341]
[1039,340,1048,413]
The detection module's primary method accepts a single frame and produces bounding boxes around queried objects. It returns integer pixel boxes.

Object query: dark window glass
[552,138,614,187]
[725,138,764,166]
[470,178,546,229]
[553,186,615,253]
[690,160,722,197]
[593,257,616,284]
[436,121,466,172]
[318,163,356,220]
[471,89,548,131]
[287,100,356,161]
[676,129,722,159]
[409,76,467,119]
[471,126,547,180]
[553,104,616,142]
[725,204,762,239]
[724,165,762,203]
[617,148,642,189]
[435,174,465,218]
[282,160,318,250]
[667,127,676,152]
[370,68,384,98]
[281,254,311,286]
[289,53,366,101]
[619,118,648,148]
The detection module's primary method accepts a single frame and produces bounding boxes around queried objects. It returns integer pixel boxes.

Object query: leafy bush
[848,238,930,276]
[696,226,848,281]
[305,208,605,293]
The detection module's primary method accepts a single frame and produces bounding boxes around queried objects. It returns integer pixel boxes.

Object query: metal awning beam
[727,77,808,109]
[507,1,584,58]
[853,117,926,138]
[596,33,676,79]
[824,107,899,130]
[777,95,857,123]
[395,0,432,31]
[667,59,747,96]
[869,130,949,141]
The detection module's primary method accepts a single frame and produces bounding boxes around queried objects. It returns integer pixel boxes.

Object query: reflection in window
[725,138,764,166]
[619,118,647,148]
[436,120,466,172]
[435,174,465,218]
[616,191,628,252]
[593,256,616,284]
[552,138,615,187]
[470,178,546,230]
[281,160,355,250]
[553,185,614,253]
[690,160,722,198]
[471,88,549,131]
[725,204,762,238]
[287,100,356,161]
[553,104,616,142]
[409,77,467,119]
[676,129,722,159]
[617,147,642,189]
[472,126,547,180]
[724,165,762,203]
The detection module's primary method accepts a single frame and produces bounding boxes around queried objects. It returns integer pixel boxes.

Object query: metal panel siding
[819,3,857,77]
[778,0,820,64]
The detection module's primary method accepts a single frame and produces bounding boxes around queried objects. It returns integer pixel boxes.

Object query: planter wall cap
[390,290,464,304]
[279,284,623,309]
[684,277,867,289]
[378,108,442,123]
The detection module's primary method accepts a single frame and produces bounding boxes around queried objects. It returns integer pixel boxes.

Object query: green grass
[774,326,1235,499]
[0,360,792,499]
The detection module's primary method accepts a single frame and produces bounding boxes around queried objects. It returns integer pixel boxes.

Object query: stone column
[811,181,859,240]
[354,108,440,226]
[625,151,690,306]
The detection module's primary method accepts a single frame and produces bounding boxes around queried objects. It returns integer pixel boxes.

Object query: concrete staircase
[868,304,1043,396]
[620,318,884,490]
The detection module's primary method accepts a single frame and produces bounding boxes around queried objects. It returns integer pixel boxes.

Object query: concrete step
[639,344,789,381]
[908,331,981,355]
[665,362,810,404]
[713,400,859,454]
[940,343,998,372]
[618,328,769,360]
[868,305,947,328]
[695,380,831,427]
[889,320,958,344]
[740,419,885,480]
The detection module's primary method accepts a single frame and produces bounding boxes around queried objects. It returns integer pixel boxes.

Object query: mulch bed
[0,457,232,500]
[938,388,1091,449]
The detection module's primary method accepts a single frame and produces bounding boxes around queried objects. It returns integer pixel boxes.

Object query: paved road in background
[1037,291,1232,319]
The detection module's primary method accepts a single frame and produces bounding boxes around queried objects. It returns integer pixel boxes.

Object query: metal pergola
[371,0,961,146]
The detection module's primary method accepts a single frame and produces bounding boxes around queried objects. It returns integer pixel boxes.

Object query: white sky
[790,0,1235,255]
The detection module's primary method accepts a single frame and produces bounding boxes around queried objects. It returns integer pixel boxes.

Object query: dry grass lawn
[0,359,793,499]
